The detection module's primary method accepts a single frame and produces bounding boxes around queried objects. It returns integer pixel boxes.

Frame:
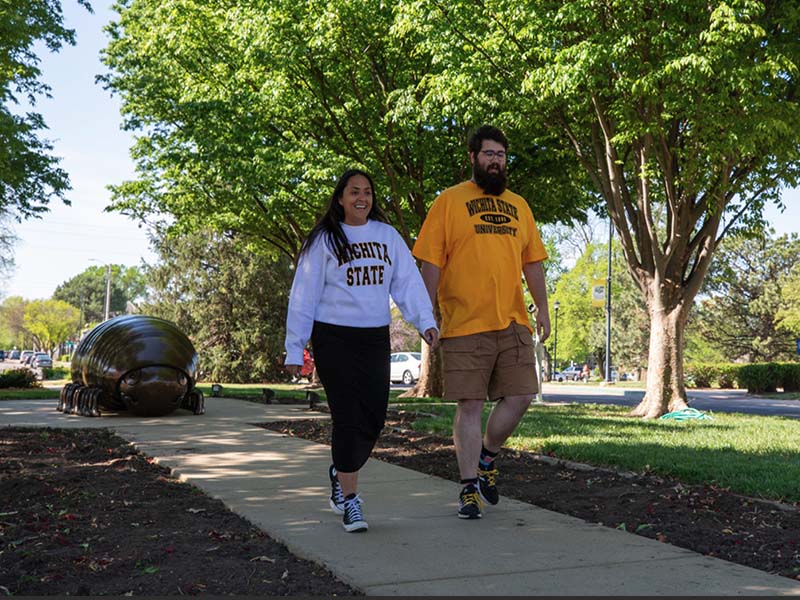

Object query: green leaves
[0,0,89,219]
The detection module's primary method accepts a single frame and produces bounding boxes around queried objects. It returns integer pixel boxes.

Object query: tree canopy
[100,0,595,261]
[52,264,146,327]
[0,0,91,220]
[23,298,79,354]
[694,231,800,361]
[401,0,800,415]
[141,227,294,383]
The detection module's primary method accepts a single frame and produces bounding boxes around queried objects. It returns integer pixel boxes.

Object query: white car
[559,365,584,381]
[390,352,422,385]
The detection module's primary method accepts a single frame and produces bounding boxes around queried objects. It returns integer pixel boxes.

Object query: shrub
[0,368,41,389]
[737,363,781,394]
[717,364,739,389]
[685,363,716,388]
[41,366,70,380]
[778,363,800,392]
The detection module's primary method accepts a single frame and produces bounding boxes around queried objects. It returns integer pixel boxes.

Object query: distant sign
[797,338,800,355]
[591,279,606,307]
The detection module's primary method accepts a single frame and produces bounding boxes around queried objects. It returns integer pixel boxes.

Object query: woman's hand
[422,328,439,347]
[285,364,301,376]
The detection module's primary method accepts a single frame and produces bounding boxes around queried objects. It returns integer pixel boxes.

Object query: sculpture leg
[194,389,205,415]
[88,389,102,417]
[76,387,86,416]
[182,390,205,415]
[58,384,70,412]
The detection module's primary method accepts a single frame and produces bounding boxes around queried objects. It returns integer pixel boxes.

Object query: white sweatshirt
[284,220,437,365]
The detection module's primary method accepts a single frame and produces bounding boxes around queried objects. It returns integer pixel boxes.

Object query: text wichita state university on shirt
[466,195,520,236]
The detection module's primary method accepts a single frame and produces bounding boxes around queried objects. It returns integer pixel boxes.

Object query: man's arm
[523,261,551,342]
[420,260,440,307]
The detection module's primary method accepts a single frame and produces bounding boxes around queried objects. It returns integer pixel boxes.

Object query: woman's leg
[338,470,359,497]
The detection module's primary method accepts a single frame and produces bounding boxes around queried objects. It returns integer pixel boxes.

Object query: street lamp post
[553,300,560,379]
[605,215,613,382]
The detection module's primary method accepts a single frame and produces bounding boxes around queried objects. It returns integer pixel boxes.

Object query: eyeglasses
[480,150,507,160]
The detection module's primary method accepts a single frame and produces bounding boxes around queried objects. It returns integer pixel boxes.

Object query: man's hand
[535,311,551,343]
[423,327,439,347]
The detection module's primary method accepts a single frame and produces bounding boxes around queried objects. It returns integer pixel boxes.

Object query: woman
[284,169,438,533]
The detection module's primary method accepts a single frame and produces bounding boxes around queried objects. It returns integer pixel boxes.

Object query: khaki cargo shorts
[441,321,538,401]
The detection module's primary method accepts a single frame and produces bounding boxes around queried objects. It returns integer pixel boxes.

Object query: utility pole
[104,264,112,321]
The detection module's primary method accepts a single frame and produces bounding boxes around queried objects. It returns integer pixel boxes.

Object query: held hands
[285,364,301,376]
[422,327,439,347]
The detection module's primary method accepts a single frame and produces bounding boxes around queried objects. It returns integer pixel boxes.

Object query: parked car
[8,349,20,360]
[390,352,422,385]
[32,353,53,368]
[19,351,34,365]
[559,365,584,381]
[0,350,4,361]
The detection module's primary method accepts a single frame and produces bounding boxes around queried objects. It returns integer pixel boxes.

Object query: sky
[3,0,800,301]
[3,0,157,301]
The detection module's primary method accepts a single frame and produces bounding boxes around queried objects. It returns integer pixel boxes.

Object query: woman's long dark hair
[299,169,389,260]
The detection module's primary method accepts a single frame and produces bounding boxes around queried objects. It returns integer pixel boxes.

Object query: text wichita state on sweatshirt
[285,220,437,365]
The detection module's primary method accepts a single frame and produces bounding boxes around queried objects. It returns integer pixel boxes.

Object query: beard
[473,161,507,196]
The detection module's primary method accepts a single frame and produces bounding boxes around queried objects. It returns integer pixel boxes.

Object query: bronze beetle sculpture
[59,315,205,417]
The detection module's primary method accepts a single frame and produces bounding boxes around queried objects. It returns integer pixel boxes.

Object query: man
[413,125,551,519]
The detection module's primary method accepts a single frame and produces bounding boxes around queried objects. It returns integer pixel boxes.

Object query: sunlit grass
[0,388,61,399]
[396,402,800,503]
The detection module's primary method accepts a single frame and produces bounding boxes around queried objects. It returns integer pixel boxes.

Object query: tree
[551,238,648,373]
[23,299,80,353]
[0,214,17,284]
[777,266,800,336]
[693,232,800,362]
[141,228,294,383]
[404,0,800,416]
[0,1,90,221]
[100,0,597,397]
[0,296,30,349]
[52,264,146,326]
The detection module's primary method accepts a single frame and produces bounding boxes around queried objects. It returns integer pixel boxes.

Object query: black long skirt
[311,321,390,472]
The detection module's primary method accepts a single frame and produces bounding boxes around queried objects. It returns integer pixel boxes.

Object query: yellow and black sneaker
[458,484,483,519]
[478,464,500,506]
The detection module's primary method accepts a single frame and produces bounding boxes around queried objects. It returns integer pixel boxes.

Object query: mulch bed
[264,411,800,582]
[2,407,799,597]
[0,427,359,597]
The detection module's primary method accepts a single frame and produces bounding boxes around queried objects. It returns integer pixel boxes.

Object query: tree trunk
[629,299,690,418]
[399,341,443,398]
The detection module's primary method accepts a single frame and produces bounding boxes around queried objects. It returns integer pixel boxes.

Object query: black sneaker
[478,464,499,505]
[342,494,368,532]
[458,484,483,519]
[329,464,345,515]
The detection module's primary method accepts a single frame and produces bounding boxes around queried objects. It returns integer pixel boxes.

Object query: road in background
[540,384,800,419]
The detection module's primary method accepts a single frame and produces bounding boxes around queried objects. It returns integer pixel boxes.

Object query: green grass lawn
[0,388,61,399]
[394,401,800,503]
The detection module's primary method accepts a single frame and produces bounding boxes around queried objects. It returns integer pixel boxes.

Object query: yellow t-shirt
[413,181,548,338]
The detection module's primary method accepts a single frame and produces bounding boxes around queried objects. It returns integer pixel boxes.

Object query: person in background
[414,125,550,520]
[285,168,438,533]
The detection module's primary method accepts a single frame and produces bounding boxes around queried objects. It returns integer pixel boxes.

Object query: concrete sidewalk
[2,397,799,596]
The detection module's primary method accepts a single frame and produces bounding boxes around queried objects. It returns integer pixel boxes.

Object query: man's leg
[454,398,485,480]
[476,394,532,506]
[453,398,485,519]
[483,394,533,453]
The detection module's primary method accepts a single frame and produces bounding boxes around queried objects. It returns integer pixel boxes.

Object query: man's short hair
[468,125,509,155]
